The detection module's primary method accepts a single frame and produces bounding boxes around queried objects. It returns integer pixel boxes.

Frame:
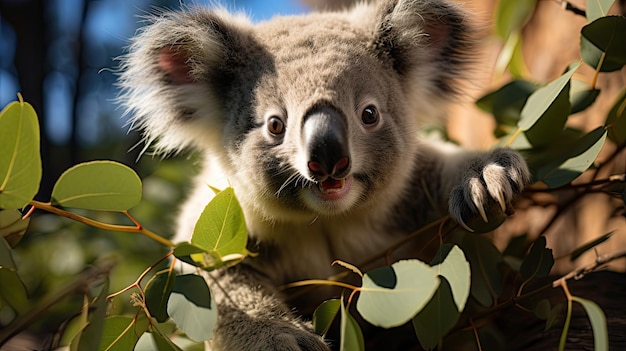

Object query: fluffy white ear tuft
[117,8,255,155]
[371,0,475,95]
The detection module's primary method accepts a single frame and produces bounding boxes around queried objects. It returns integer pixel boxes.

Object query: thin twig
[553,249,626,287]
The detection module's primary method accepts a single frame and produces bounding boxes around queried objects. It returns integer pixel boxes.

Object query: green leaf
[572,297,608,351]
[536,127,607,188]
[587,0,615,21]
[519,64,579,132]
[494,0,537,39]
[533,299,552,320]
[145,270,177,323]
[570,80,601,114]
[0,236,17,269]
[357,260,439,328]
[412,277,461,350]
[605,88,626,146]
[430,244,471,312]
[191,187,247,259]
[167,274,216,342]
[73,279,110,351]
[340,299,364,351]
[0,98,42,209]
[570,232,613,261]
[0,266,29,314]
[581,16,626,72]
[457,234,503,307]
[520,237,554,282]
[313,299,340,336]
[51,161,142,211]
[97,315,149,351]
[476,79,537,126]
[0,210,29,247]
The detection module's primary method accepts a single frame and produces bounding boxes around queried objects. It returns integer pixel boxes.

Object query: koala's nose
[303,106,351,180]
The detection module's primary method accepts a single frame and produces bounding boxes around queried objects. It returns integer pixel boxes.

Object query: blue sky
[0,0,311,145]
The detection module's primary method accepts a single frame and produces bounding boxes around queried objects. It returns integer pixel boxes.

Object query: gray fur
[119,1,530,350]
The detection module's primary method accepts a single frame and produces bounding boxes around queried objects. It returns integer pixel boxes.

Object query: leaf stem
[28,200,175,247]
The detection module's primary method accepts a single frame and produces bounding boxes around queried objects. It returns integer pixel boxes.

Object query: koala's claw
[449,149,530,232]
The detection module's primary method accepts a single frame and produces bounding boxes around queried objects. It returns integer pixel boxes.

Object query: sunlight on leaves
[357,260,439,328]
[191,187,248,260]
[0,97,42,209]
[167,274,216,342]
[430,244,471,312]
[586,0,615,22]
[51,161,142,211]
[605,88,626,146]
[98,315,149,351]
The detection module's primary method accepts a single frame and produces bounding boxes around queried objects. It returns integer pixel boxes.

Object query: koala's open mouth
[314,175,353,201]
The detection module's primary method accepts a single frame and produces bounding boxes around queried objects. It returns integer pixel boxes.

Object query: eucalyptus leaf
[580,16,626,72]
[357,260,439,328]
[313,299,340,336]
[519,64,578,132]
[570,80,601,114]
[51,161,142,211]
[605,88,626,146]
[572,297,608,351]
[340,299,364,351]
[0,210,29,247]
[536,127,607,188]
[0,266,29,314]
[457,234,503,307]
[412,277,461,350]
[97,315,149,351]
[494,0,537,39]
[520,237,554,282]
[145,270,177,323]
[430,244,471,312]
[0,98,42,209]
[0,236,17,269]
[476,79,537,126]
[191,187,248,259]
[167,274,216,342]
[74,279,110,351]
[587,0,615,21]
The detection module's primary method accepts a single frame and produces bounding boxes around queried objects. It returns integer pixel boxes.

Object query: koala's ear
[371,0,474,95]
[118,8,255,153]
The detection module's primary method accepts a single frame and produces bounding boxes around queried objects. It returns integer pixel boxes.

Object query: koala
[119,0,530,350]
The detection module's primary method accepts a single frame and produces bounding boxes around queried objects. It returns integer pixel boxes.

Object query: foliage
[1,1,625,350]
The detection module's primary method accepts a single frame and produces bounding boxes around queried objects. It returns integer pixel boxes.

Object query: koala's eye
[361,105,379,126]
[267,116,285,135]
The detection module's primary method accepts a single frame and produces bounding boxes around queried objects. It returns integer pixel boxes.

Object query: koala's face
[225,16,415,219]
[119,0,472,222]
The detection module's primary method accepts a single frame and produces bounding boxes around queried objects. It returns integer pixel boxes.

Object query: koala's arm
[207,265,328,351]
[421,142,530,231]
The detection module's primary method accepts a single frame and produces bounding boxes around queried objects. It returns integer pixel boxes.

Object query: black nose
[302,105,351,180]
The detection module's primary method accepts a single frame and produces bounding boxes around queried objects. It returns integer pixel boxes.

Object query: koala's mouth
[313,175,353,201]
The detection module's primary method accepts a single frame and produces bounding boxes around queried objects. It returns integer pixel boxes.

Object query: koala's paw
[211,320,329,351]
[449,149,530,233]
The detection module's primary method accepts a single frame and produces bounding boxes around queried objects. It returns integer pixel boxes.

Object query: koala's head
[119,0,473,223]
